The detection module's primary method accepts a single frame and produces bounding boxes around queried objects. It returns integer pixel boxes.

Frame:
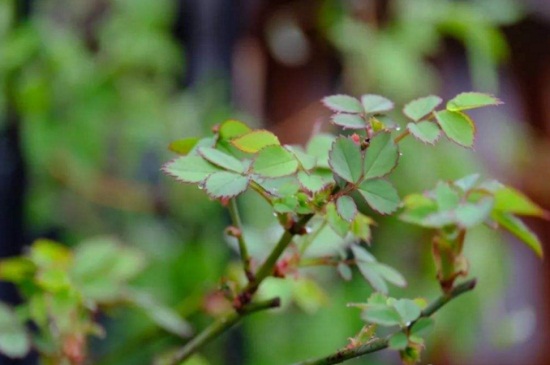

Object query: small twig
[228,198,252,280]
[292,278,477,365]
[393,129,410,144]
[169,298,281,364]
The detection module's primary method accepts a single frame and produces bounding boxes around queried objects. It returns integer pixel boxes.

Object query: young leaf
[406,121,441,145]
[297,171,329,193]
[331,114,367,129]
[492,212,543,258]
[389,332,409,350]
[403,95,442,121]
[493,186,548,218]
[357,263,389,294]
[337,263,352,281]
[363,132,399,179]
[351,213,374,243]
[358,179,400,215]
[362,305,401,326]
[336,195,358,222]
[446,92,502,112]
[198,147,245,173]
[326,202,350,238]
[231,130,280,153]
[410,317,435,337]
[455,198,494,228]
[203,172,249,199]
[252,146,299,178]
[361,94,394,114]
[168,137,199,155]
[351,244,376,263]
[0,303,30,358]
[435,110,475,147]
[454,174,481,192]
[394,299,421,324]
[372,263,406,288]
[434,182,461,211]
[329,137,363,183]
[162,156,221,184]
[287,146,316,170]
[218,119,252,140]
[306,134,335,169]
[322,95,363,113]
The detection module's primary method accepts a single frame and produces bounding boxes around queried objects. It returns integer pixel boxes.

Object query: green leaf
[372,263,406,288]
[336,195,357,222]
[351,213,374,243]
[326,202,350,238]
[493,186,548,218]
[218,119,252,140]
[410,317,434,337]
[163,156,221,184]
[389,332,409,350]
[362,305,401,326]
[492,212,543,258]
[287,146,316,170]
[128,291,193,337]
[407,121,441,145]
[203,172,249,199]
[455,198,494,228]
[434,182,461,211]
[337,263,352,281]
[447,92,502,111]
[306,134,335,169]
[435,110,475,147]
[0,303,30,358]
[357,263,388,294]
[331,114,367,129]
[329,137,363,183]
[0,258,35,283]
[363,132,399,179]
[198,147,245,173]
[394,299,421,324]
[454,174,481,192]
[351,244,376,263]
[168,137,199,155]
[231,130,280,153]
[298,172,329,193]
[361,94,394,114]
[358,179,400,215]
[322,95,363,113]
[403,95,442,121]
[252,146,299,178]
[29,239,71,269]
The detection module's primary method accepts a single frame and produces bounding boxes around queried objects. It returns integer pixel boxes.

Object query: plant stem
[292,278,477,365]
[394,129,410,144]
[169,298,281,364]
[228,198,252,278]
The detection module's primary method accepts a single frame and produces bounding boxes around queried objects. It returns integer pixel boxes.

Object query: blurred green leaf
[435,110,475,147]
[389,332,408,350]
[331,114,366,129]
[163,156,221,183]
[297,171,329,193]
[336,195,357,222]
[455,198,494,228]
[394,299,421,324]
[218,119,252,140]
[252,146,299,178]
[403,95,442,121]
[372,263,406,288]
[292,278,328,314]
[407,121,441,145]
[363,132,399,179]
[231,130,280,153]
[360,94,394,114]
[204,172,249,199]
[351,213,374,243]
[168,138,199,155]
[446,92,502,111]
[322,95,363,113]
[325,202,350,238]
[492,212,543,258]
[362,304,400,326]
[0,258,35,283]
[198,147,245,173]
[358,179,400,215]
[0,303,30,358]
[493,186,548,218]
[410,317,435,337]
[306,134,335,169]
[29,240,71,269]
[337,263,352,281]
[329,137,363,183]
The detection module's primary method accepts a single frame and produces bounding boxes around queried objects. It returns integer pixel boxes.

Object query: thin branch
[292,278,477,365]
[228,198,252,279]
[393,129,410,144]
[168,298,281,364]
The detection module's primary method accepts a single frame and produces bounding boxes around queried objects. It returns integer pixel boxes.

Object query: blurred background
[1,0,550,364]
